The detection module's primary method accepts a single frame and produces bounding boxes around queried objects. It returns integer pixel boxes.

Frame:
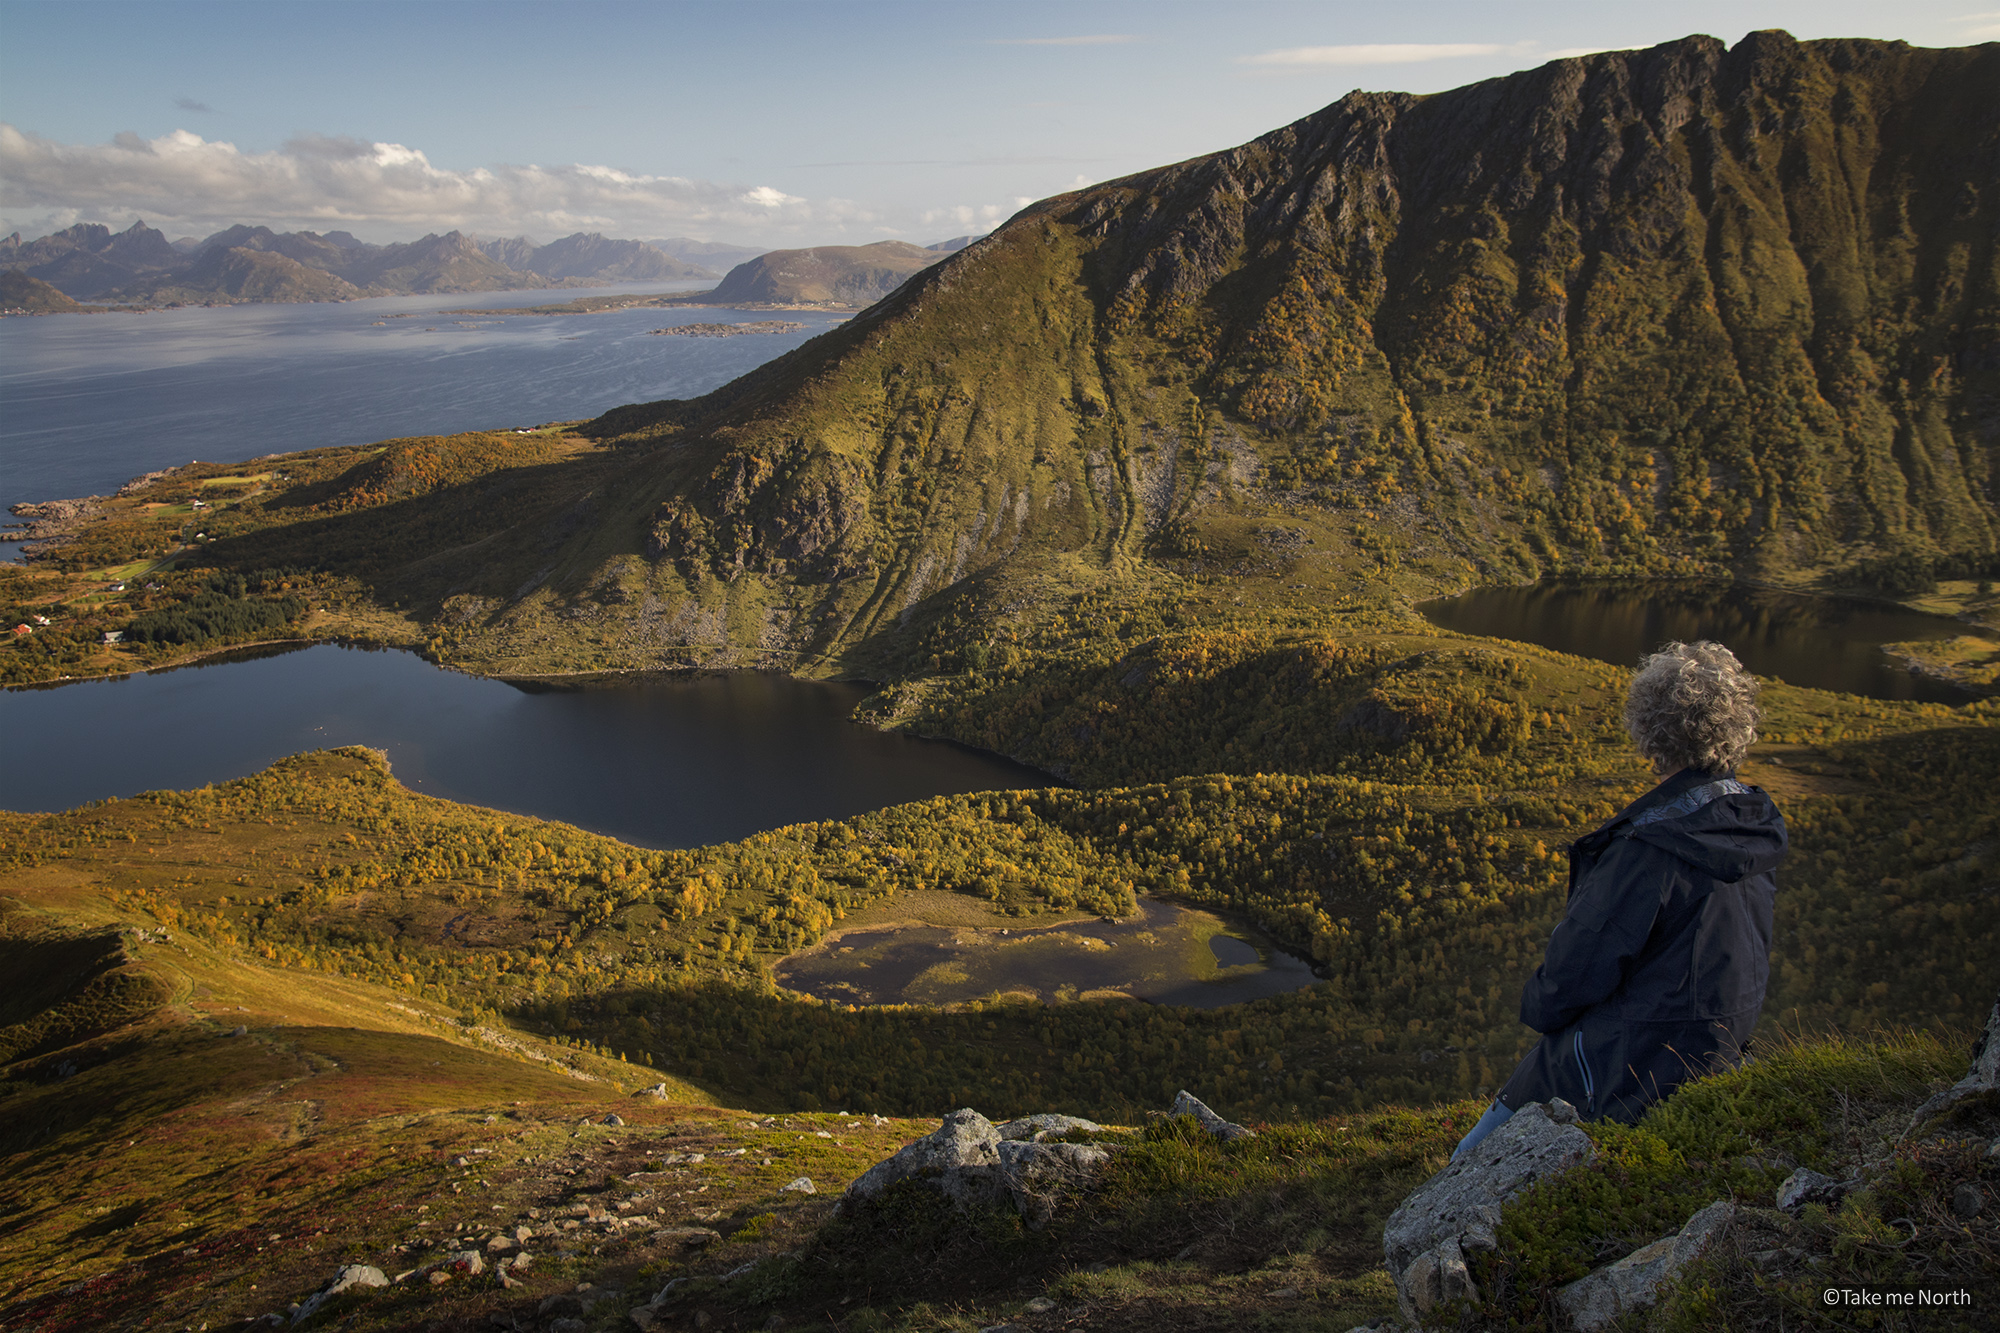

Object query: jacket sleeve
[1519,836,1666,1033]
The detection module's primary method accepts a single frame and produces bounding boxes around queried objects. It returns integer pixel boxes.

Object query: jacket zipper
[1572,1030,1597,1115]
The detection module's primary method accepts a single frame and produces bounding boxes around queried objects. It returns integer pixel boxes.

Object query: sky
[2,0,1994,249]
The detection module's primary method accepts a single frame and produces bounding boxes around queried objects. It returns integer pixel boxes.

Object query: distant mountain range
[648,236,771,270]
[0,222,721,304]
[473,233,715,282]
[701,240,949,305]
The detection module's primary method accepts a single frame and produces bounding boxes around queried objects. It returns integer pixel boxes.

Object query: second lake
[0,643,1049,848]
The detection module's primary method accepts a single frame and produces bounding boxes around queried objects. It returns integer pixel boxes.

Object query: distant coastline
[649,321,809,337]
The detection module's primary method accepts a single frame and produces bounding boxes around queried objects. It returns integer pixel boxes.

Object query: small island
[648,321,806,338]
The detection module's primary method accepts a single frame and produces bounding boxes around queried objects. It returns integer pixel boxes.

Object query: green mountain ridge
[304,30,1991,686]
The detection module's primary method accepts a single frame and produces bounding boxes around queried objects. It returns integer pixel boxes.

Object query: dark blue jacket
[1497,767,1787,1123]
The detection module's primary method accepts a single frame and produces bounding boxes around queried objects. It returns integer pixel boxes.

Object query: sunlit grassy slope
[2,743,1991,1330]
[3,29,1997,1332]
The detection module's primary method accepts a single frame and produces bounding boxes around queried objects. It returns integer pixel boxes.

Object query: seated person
[1455,640,1787,1158]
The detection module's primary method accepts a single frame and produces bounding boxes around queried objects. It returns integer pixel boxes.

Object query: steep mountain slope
[702,240,947,305]
[481,31,1991,675]
[9,34,1993,689]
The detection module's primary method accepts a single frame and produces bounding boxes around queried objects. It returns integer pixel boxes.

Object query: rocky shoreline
[647,321,806,338]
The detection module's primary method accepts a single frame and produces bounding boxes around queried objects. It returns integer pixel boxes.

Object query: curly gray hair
[1623,640,1761,774]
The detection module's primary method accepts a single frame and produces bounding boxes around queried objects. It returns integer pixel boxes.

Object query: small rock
[1954,1183,1985,1219]
[604,1113,625,1126]
[513,1224,534,1242]
[540,1293,584,1317]
[450,1155,470,1168]
[1023,1296,1056,1313]
[976,1325,1015,1333]
[1385,1101,1592,1278]
[485,1234,515,1253]
[288,1264,389,1323]
[997,1113,1104,1141]
[1557,1201,1734,1333]
[1269,1285,1301,1298]
[628,1308,660,1331]
[325,1265,388,1295]
[423,1250,484,1282]
[547,1321,587,1333]
[655,1227,721,1246]
[232,1025,249,1037]
[1775,1168,1846,1212]
[781,1177,816,1194]
[1168,1090,1256,1141]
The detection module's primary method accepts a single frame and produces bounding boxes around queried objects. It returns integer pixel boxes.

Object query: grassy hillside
[4,30,1997,1331]
[3,736,1992,1330]
[0,269,87,313]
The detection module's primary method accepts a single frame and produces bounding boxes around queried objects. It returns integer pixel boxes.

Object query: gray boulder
[1556,1200,1735,1332]
[1383,1100,1593,1327]
[1168,1090,1255,1141]
[1774,1167,1848,1211]
[840,1107,1115,1223]
[289,1264,388,1323]
[998,1139,1114,1224]
[998,1113,1103,1141]
[844,1107,1003,1208]
[1384,1099,1590,1275]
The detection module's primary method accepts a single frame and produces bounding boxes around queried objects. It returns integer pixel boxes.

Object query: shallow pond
[0,643,1048,847]
[1419,580,1971,703]
[774,898,1319,1009]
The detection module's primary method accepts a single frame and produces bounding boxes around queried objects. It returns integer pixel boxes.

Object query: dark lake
[0,643,1048,848]
[1419,580,1972,703]
[775,898,1319,1010]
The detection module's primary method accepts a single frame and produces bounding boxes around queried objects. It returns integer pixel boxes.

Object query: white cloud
[1239,42,1531,67]
[740,185,801,208]
[990,34,1137,46]
[920,199,1031,229]
[1543,46,1614,59]
[0,123,870,243]
[1955,9,2000,38]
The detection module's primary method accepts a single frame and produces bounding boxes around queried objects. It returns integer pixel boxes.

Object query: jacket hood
[1618,769,1787,882]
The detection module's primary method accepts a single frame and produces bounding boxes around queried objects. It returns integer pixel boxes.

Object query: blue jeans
[1452,1100,1513,1161]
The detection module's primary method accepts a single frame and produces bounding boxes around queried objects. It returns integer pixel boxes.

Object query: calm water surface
[0,284,842,519]
[1420,581,1971,703]
[0,644,1047,848]
[775,898,1318,1010]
